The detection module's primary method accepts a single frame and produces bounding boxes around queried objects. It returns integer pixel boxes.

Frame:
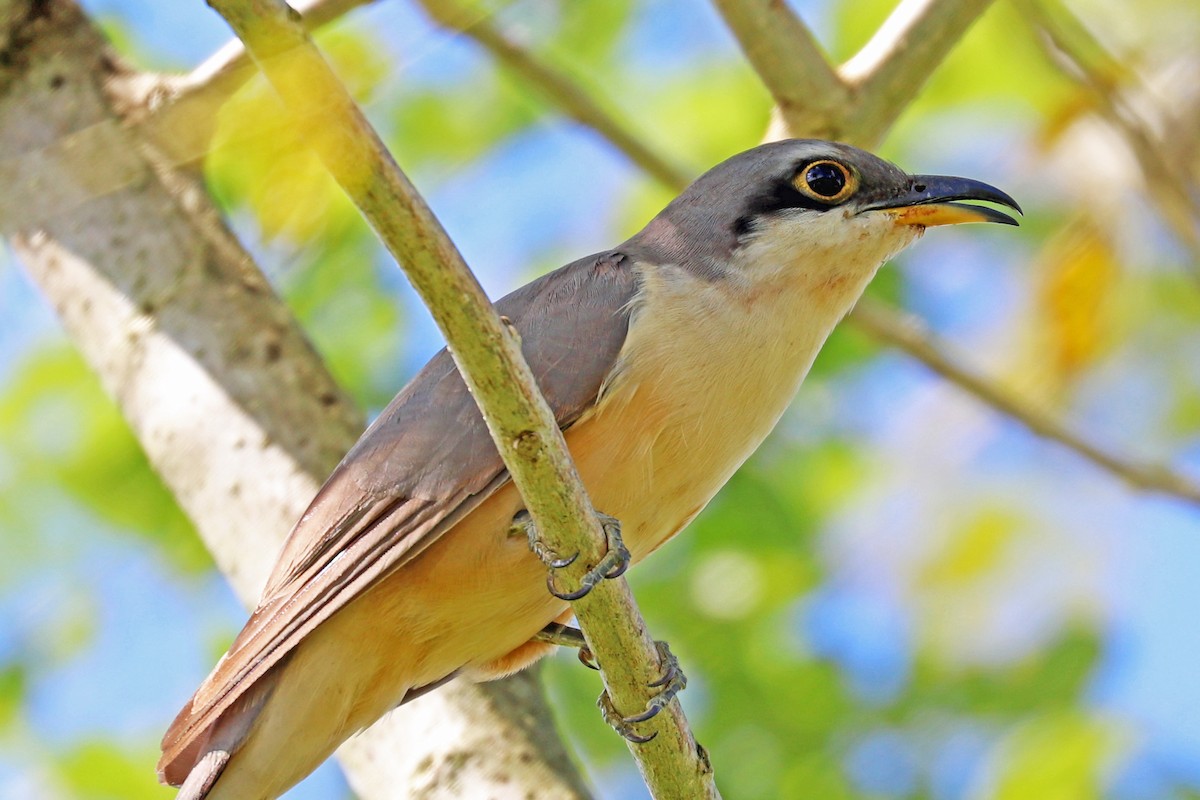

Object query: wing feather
[160,251,640,779]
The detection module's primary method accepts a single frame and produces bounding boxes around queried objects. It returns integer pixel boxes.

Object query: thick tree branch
[0,1,590,797]
[204,0,717,796]
[446,0,1200,510]
[839,0,997,147]
[709,0,848,139]
[417,0,694,190]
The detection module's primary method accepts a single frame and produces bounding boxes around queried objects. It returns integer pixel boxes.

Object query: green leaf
[0,345,207,573]
[0,662,28,732]
[988,711,1127,800]
[58,741,174,800]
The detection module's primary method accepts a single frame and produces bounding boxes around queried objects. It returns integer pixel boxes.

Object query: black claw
[546,572,584,601]
[525,511,630,601]
[546,550,579,570]
[603,544,631,579]
[578,647,600,670]
[597,641,686,743]
[648,659,678,689]
[515,511,582,569]
[600,689,659,743]
[534,622,601,670]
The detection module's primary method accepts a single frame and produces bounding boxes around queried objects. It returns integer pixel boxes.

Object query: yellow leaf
[206,29,386,241]
[986,712,1126,800]
[1035,220,1118,387]
[920,508,1021,589]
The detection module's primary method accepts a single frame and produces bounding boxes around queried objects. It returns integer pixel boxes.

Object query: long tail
[159,670,277,797]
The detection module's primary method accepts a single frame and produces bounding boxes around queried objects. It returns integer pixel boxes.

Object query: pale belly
[331,372,769,694]
[335,261,867,690]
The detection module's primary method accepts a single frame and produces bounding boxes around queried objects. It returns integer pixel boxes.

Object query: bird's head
[628,139,1021,284]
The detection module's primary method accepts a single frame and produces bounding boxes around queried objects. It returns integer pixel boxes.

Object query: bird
[159,138,1020,799]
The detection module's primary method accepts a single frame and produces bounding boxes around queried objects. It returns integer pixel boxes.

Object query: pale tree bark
[714,0,997,147]
[0,1,589,797]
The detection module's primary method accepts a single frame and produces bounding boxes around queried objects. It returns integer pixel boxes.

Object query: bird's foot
[511,510,630,601]
[597,641,686,744]
[535,622,599,669]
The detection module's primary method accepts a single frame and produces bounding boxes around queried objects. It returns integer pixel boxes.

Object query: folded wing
[159,251,640,784]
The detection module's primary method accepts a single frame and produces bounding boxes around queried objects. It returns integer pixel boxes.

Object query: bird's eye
[794,160,858,204]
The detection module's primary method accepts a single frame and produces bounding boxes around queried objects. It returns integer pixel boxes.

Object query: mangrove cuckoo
[160,139,1020,799]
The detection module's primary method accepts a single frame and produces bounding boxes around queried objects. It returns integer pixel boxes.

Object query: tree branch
[850,299,1200,505]
[204,0,717,796]
[416,0,693,190]
[708,0,848,139]
[839,0,997,147]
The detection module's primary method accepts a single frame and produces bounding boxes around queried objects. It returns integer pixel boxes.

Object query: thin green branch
[416,0,693,190]
[203,1,717,796]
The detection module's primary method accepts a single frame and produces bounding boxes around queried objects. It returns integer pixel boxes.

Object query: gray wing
[160,250,639,779]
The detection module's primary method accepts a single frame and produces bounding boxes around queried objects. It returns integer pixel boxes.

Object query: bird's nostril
[913,182,927,193]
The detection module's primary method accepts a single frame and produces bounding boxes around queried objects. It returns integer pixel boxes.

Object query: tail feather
[175,750,230,800]
[158,667,279,795]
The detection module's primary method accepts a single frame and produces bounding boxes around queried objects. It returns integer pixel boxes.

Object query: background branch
[416,0,693,190]
[839,0,997,147]
[849,300,1200,505]
[709,0,848,139]
[1014,0,1200,277]
[719,0,993,145]
[205,0,717,795]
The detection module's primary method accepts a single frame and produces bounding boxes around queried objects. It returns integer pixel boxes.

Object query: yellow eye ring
[793,160,859,204]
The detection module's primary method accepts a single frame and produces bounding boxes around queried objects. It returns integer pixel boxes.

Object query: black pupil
[806,163,846,198]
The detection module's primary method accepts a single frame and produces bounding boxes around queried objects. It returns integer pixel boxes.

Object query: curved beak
[861,174,1023,227]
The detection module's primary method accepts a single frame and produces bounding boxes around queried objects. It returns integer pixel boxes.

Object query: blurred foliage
[206,30,408,409]
[58,742,168,800]
[0,346,205,575]
[1032,220,1119,391]
[988,712,1125,800]
[4,0,1200,799]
